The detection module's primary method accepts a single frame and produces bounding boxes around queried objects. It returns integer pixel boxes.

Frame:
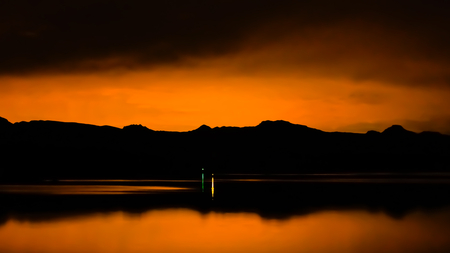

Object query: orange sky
[1,1,450,133]
[1,67,450,133]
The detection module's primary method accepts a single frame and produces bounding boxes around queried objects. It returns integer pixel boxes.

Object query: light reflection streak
[58,179,201,183]
[219,178,450,184]
[0,185,193,195]
[211,174,214,199]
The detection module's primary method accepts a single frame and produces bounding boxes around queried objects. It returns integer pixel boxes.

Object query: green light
[202,173,204,192]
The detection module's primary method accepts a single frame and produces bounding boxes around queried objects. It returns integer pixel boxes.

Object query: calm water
[1,174,450,253]
[1,208,450,253]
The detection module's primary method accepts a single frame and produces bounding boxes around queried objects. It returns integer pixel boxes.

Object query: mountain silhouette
[382,125,416,136]
[0,117,449,181]
[192,124,212,133]
[0,117,12,128]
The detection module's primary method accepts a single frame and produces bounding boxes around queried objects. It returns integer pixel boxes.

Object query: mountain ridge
[0,116,449,181]
[1,116,444,136]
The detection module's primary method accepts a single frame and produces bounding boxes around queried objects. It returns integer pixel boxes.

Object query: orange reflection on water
[0,185,191,195]
[1,209,450,253]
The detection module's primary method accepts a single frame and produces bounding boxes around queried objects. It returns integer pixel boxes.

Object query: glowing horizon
[1,1,450,134]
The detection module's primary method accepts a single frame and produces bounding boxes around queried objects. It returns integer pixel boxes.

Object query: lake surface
[1,174,450,253]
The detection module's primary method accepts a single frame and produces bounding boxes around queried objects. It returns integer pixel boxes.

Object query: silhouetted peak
[0,116,12,126]
[123,124,152,132]
[13,120,106,132]
[366,130,381,135]
[257,120,294,128]
[256,120,321,134]
[382,125,416,135]
[193,124,212,132]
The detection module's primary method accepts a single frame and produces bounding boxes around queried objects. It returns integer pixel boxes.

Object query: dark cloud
[1,0,450,87]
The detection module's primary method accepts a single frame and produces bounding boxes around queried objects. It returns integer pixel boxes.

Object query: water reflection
[224,178,450,183]
[58,179,200,183]
[217,173,450,184]
[202,172,204,192]
[1,175,450,252]
[212,174,215,199]
[0,185,192,195]
[0,208,450,253]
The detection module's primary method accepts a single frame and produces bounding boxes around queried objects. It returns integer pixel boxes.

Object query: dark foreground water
[1,174,450,253]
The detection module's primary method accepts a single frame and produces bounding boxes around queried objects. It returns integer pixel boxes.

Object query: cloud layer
[1,0,450,87]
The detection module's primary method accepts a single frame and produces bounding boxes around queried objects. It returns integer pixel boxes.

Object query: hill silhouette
[382,125,416,136]
[0,117,449,181]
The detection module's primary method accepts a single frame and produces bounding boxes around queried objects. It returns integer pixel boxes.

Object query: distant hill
[0,117,449,181]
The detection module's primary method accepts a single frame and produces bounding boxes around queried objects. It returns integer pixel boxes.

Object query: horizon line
[2,116,443,135]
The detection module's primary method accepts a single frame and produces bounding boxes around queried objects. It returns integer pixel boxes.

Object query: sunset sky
[1,1,450,133]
